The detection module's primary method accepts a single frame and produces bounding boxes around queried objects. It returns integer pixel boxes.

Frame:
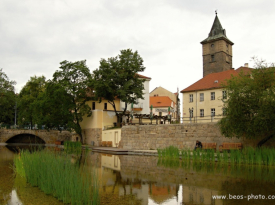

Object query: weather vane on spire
[215,10,218,15]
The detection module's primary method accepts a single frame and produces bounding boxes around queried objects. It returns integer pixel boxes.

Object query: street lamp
[189,107,193,123]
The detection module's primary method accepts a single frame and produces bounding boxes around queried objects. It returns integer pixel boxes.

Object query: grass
[64,141,82,155]
[14,148,99,205]
[157,146,275,166]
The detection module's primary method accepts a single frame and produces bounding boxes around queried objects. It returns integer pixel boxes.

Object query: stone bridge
[0,129,73,144]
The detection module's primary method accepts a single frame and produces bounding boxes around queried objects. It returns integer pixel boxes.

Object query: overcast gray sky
[1,0,274,94]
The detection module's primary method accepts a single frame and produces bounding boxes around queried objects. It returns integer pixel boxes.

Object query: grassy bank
[14,149,99,205]
[157,146,275,166]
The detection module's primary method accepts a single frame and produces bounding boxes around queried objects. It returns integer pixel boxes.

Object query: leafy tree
[52,60,93,143]
[93,49,146,125]
[18,76,46,128]
[33,81,74,131]
[219,60,275,147]
[0,69,16,124]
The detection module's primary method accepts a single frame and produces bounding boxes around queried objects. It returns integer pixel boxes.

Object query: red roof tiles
[181,67,252,93]
[150,96,174,107]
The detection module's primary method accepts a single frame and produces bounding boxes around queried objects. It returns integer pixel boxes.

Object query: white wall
[120,78,151,115]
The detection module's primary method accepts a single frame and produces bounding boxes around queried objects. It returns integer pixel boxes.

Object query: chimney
[244,63,249,67]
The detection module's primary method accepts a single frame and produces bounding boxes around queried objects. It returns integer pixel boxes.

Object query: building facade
[181,13,251,123]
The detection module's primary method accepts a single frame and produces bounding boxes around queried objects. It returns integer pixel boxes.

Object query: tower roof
[201,13,234,45]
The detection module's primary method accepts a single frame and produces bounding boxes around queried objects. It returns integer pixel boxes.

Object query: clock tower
[201,12,234,77]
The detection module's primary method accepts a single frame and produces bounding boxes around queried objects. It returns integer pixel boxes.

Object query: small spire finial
[215,10,217,15]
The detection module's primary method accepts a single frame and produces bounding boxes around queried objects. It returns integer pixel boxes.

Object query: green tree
[52,60,93,143]
[18,76,46,129]
[219,60,275,147]
[33,81,73,131]
[0,69,16,124]
[93,49,146,125]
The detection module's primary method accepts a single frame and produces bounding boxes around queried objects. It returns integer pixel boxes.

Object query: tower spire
[200,13,234,77]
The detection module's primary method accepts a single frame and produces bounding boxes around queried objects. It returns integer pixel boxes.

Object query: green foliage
[158,146,275,166]
[92,49,146,124]
[157,146,180,158]
[0,68,16,124]
[14,149,99,205]
[64,141,82,154]
[219,60,275,142]
[33,81,73,130]
[52,60,93,142]
[18,76,46,128]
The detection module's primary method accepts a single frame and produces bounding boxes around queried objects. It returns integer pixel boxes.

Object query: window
[222,91,227,99]
[104,103,107,110]
[226,55,229,62]
[211,55,215,62]
[190,109,193,118]
[211,44,214,48]
[200,93,204,101]
[211,108,215,117]
[92,102,95,110]
[200,109,204,117]
[211,92,215,100]
[189,94,193,103]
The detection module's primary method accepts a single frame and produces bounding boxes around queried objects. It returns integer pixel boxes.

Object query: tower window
[211,55,215,62]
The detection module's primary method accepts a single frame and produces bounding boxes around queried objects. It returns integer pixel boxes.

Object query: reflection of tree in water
[6,144,45,153]
[100,169,143,205]
[6,134,46,144]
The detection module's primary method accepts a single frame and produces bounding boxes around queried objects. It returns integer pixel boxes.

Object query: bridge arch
[0,129,72,144]
[6,133,46,144]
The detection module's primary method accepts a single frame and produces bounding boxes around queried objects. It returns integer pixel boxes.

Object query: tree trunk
[257,134,274,147]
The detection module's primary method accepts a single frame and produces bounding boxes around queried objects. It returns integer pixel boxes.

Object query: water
[1,145,275,205]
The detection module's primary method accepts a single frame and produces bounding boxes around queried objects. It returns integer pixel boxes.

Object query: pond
[1,145,275,205]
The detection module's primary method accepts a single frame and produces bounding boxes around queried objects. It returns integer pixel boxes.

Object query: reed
[64,141,82,155]
[157,146,180,158]
[14,149,99,205]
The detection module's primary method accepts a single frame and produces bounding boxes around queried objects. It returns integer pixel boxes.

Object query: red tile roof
[137,73,151,79]
[181,67,252,93]
[150,96,174,107]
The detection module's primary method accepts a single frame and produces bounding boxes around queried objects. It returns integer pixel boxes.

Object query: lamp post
[189,107,193,123]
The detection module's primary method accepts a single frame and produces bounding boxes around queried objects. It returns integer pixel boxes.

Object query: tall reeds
[14,149,99,205]
[64,141,82,155]
[157,146,275,166]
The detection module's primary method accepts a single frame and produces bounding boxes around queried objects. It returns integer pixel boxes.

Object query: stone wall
[82,128,102,146]
[0,129,72,144]
[121,123,257,150]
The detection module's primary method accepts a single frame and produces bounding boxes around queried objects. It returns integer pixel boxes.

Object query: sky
[1,0,274,95]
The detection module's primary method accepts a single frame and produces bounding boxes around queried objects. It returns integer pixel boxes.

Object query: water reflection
[1,145,275,205]
[7,190,23,205]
